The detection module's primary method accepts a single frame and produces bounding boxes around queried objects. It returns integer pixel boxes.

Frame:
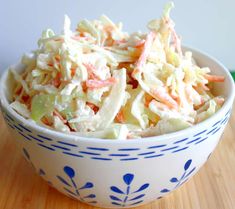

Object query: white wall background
[0,0,234,72]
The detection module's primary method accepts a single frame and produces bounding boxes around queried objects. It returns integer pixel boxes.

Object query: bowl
[0,47,234,208]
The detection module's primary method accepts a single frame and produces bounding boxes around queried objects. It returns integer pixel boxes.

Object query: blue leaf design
[57,176,71,187]
[130,200,143,205]
[184,159,192,171]
[79,182,93,189]
[64,187,77,196]
[110,195,122,202]
[111,202,122,206]
[170,177,178,183]
[161,188,170,193]
[84,194,96,199]
[110,186,124,194]
[133,183,149,193]
[64,166,75,178]
[123,173,134,185]
[184,167,196,179]
[129,194,145,201]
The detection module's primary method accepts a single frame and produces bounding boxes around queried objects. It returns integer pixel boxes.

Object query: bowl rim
[0,46,234,144]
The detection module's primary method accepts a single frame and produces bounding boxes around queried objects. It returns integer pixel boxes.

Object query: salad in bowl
[0,2,234,208]
[8,2,225,140]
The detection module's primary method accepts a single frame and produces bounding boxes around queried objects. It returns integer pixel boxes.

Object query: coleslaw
[10,2,225,139]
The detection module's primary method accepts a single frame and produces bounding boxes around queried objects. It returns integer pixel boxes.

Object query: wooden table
[0,108,235,209]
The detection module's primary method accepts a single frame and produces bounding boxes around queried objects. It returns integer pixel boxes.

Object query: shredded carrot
[71,35,89,41]
[71,67,76,77]
[204,74,225,82]
[47,62,54,67]
[136,31,155,69]
[115,110,125,123]
[86,102,99,114]
[15,86,23,96]
[170,92,178,100]
[21,95,30,104]
[53,109,67,124]
[131,32,155,78]
[144,94,154,107]
[150,87,178,109]
[81,81,88,92]
[41,116,53,126]
[52,72,62,88]
[149,119,156,127]
[135,40,145,48]
[66,122,76,132]
[113,39,127,45]
[127,78,139,89]
[166,18,182,56]
[83,63,100,80]
[201,83,210,91]
[86,77,117,89]
[55,55,60,62]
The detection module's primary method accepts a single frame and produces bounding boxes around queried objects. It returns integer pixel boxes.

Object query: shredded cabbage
[10,2,225,139]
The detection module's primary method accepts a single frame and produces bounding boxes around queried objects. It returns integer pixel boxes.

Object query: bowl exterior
[0,102,232,208]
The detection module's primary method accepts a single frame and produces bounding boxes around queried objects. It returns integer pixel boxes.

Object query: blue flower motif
[160,159,196,193]
[110,173,149,207]
[57,166,96,204]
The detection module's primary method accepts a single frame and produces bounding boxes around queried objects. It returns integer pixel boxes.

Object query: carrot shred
[204,74,225,82]
[144,94,154,107]
[134,40,145,48]
[55,55,60,62]
[21,95,30,104]
[71,67,76,77]
[127,78,139,89]
[115,110,125,123]
[41,116,53,126]
[86,77,117,89]
[47,62,54,67]
[15,86,23,96]
[71,35,89,41]
[150,87,178,109]
[86,102,99,114]
[136,31,155,69]
[53,109,67,124]
[81,81,88,92]
[83,63,100,80]
[52,72,62,88]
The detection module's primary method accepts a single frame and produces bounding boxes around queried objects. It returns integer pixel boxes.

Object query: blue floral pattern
[110,173,149,207]
[56,166,97,204]
[160,159,196,193]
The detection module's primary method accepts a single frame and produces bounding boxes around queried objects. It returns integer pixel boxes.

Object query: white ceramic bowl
[0,47,234,208]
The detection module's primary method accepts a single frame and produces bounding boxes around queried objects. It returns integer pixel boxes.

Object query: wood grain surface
[0,107,234,209]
